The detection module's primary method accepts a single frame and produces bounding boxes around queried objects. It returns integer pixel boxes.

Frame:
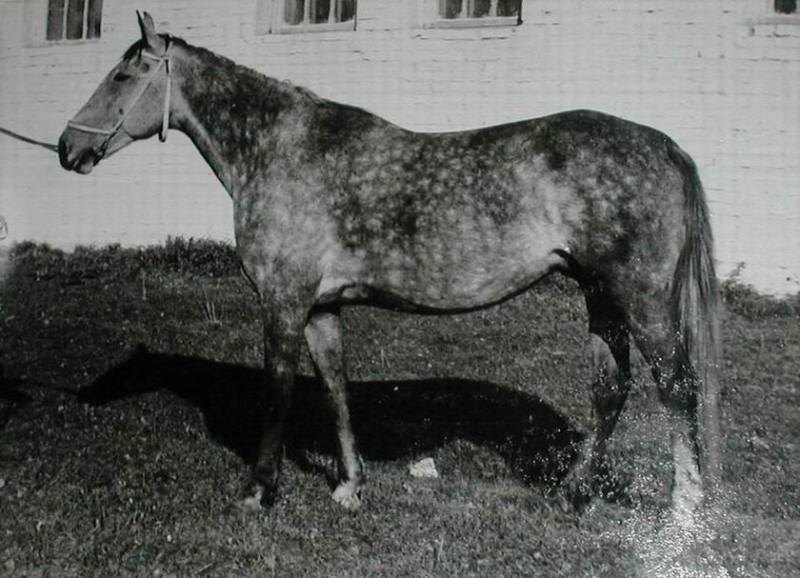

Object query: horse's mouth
[74,152,100,174]
[60,145,102,174]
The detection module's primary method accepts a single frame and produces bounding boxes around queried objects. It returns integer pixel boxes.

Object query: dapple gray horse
[59,13,721,515]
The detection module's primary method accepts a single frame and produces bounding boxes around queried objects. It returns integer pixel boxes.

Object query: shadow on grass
[78,346,583,489]
[0,357,33,429]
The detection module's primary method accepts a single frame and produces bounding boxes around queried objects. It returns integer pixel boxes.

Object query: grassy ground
[0,240,797,577]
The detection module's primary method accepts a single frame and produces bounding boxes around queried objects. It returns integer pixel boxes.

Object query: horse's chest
[232,189,329,265]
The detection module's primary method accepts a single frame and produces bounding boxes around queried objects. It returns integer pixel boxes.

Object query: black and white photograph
[1,1,798,576]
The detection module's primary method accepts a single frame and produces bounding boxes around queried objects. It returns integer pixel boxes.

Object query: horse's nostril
[58,137,71,168]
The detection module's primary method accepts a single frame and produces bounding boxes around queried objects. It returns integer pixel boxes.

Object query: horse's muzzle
[58,132,100,174]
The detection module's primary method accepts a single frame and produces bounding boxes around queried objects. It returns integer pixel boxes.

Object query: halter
[67,48,172,151]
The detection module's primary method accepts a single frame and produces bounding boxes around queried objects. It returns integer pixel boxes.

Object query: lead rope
[0,126,58,153]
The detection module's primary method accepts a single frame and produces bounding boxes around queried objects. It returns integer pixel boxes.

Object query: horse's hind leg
[304,308,364,510]
[629,300,704,519]
[566,288,632,506]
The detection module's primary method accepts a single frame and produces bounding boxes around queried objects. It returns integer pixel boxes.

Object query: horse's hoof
[332,481,362,511]
[564,481,594,513]
[240,481,278,511]
[671,478,704,526]
[563,471,632,512]
[240,493,263,512]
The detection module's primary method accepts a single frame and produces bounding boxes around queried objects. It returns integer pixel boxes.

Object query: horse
[59,12,721,516]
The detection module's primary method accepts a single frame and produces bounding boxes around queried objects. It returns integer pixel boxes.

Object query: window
[749,0,800,28]
[46,0,102,41]
[433,0,521,28]
[265,0,357,33]
[439,0,520,19]
[283,0,356,25]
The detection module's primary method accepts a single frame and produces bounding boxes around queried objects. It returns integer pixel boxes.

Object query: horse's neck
[173,44,305,198]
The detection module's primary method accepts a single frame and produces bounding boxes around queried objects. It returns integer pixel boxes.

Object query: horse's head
[59,12,172,174]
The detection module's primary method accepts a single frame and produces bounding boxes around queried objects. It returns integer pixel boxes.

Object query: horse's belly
[318,244,567,312]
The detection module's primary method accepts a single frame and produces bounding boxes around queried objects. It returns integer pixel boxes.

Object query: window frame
[774,0,797,15]
[426,0,522,29]
[45,0,103,43]
[258,0,358,35]
[753,0,800,25]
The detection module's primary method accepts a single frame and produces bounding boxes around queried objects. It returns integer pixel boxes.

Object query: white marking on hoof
[672,437,703,527]
[625,511,731,578]
[332,481,362,510]
[240,486,264,512]
[409,457,439,478]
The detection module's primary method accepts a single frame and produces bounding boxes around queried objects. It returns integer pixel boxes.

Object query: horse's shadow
[78,346,583,488]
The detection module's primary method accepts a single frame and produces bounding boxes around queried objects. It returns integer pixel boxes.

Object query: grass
[0,240,798,577]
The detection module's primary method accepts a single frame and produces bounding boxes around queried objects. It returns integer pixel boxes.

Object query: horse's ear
[136,11,166,53]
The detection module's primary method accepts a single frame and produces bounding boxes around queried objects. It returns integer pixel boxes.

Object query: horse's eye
[113,72,131,82]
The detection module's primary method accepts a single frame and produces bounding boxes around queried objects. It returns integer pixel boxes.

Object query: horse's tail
[668,142,723,489]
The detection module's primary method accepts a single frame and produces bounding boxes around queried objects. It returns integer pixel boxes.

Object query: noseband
[67,48,172,151]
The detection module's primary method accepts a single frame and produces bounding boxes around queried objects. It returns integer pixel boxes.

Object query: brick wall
[1,0,798,294]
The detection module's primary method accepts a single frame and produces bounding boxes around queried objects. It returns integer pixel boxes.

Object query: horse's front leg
[304,307,364,510]
[243,293,308,510]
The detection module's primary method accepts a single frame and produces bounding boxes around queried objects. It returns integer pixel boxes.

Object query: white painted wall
[1,0,798,294]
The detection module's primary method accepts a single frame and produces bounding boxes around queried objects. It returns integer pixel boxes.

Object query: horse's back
[306,106,690,310]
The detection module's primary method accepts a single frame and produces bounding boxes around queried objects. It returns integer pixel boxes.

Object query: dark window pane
[87,0,102,38]
[284,0,304,24]
[775,0,797,14]
[440,0,462,19]
[46,0,65,40]
[311,0,330,24]
[473,0,491,17]
[66,0,86,39]
[497,0,519,17]
[339,0,356,22]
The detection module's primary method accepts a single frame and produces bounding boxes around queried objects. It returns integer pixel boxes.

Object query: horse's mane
[180,36,322,104]
[119,32,384,163]
[120,34,323,105]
